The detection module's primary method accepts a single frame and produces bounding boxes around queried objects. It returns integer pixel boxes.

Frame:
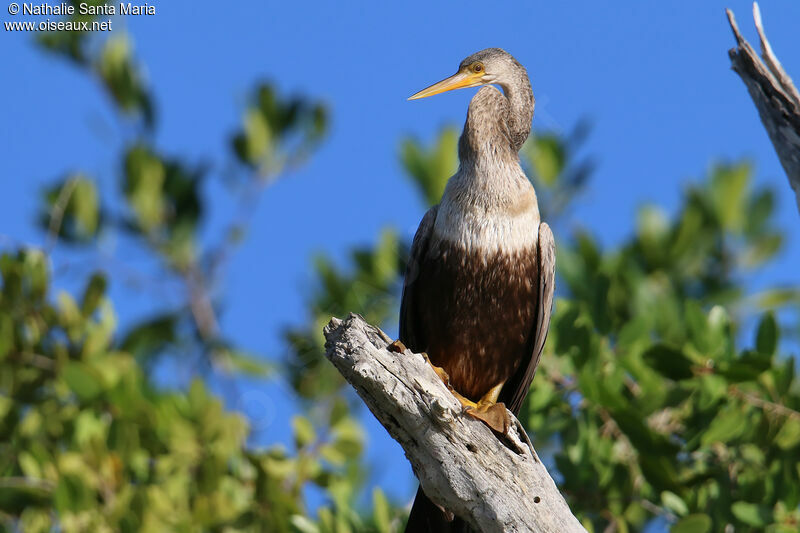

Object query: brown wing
[499,222,556,415]
[401,205,467,533]
[399,206,438,352]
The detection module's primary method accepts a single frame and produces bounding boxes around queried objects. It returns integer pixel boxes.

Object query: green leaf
[61,362,102,401]
[637,205,670,259]
[231,83,328,175]
[527,134,566,186]
[290,514,321,533]
[774,417,800,450]
[119,313,177,360]
[96,35,153,124]
[731,501,771,527]
[71,178,99,238]
[40,176,101,243]
[18,451,41,479]
[672,513,711,533]
[756,288,800,308]
[241,107,271,164]
[743,232,782,266]
[399,128,458,206]
[697,374,727,410]
[643,344,694,381]
[0,313,12,360]
[292,416,316,449]
[701,406,746,445]
[124,145,166,231]
[710,163,750,232]
[331,417,364,458]
[217,347,273,377]
[318,443,345,466]
[661,491,688,517]
[73,410,106,447]
[22,249,49,299]
[81,273,106,316]
[755,312,778,356]
[372,488,391,533]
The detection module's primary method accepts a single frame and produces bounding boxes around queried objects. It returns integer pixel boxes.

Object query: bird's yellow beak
[408,70,484,100]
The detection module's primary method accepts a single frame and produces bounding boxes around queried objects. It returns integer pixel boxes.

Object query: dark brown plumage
[403,212,540,405]
[402,48,556,533]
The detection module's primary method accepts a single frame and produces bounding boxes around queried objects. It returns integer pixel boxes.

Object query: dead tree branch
[323,313,585,533]
[726,3,800,213]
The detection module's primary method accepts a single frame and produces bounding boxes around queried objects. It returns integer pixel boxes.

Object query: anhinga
[399,48,555,532]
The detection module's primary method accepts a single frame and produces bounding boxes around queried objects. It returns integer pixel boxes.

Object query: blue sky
[3,0,800,516]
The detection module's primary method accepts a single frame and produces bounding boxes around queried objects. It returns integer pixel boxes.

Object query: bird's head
[408,48,521,100]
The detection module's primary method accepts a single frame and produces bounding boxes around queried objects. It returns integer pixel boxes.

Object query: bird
[397,48,556,532]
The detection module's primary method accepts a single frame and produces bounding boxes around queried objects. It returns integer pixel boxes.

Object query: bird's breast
[432,194,540,255]
[433,164,541,254]
[414,237,540,400]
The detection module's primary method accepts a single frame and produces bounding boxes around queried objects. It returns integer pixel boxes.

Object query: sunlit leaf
[292,416,316,449]
[672,514,711,533]
[731,501,771,527]
[399,127,458,206]
[774,418,800,450]
[62,362,103,401]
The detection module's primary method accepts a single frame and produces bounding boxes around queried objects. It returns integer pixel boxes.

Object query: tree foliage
[526,162,800,532]
[0,249,399,532]
[3,11,401,533]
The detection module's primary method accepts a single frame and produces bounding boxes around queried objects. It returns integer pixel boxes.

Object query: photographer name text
[21,2,155,16]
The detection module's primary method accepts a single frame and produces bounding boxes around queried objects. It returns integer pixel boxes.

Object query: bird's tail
[404,487,470,533]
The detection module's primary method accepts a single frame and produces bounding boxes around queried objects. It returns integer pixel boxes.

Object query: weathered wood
[323,313,586,533]
[726,3,800,214]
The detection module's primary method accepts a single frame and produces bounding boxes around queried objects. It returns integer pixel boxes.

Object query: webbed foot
[465,402,510,434]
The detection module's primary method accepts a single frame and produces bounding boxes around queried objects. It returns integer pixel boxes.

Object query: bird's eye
[472,63,484,73]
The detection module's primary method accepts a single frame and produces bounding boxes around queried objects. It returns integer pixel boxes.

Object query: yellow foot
[456,382,510,434]
[386,340,407,353]
[448,388,510,434]
[466,402,510,434]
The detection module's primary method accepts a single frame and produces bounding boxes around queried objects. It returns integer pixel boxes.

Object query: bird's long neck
[451,85,538,215]
[436,55,539,252]
[457,74,534,169]
[500,73,535,152]
[458,87,515,168]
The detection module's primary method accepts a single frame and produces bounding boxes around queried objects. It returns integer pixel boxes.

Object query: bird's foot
[448,388,510,434]
[386,339,407,353]
[463,382,509,434]
[420,350,451,384]
[465,401,510,434]
[386,340,509,432]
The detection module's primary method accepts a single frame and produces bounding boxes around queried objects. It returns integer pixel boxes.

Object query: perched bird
[399,48,556,532]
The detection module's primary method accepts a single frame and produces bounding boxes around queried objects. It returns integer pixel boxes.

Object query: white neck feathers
[432,164,541,255]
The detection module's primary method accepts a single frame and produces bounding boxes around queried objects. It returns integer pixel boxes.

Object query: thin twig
[730,385,800,420]
[15,352,56,372]
[0,477,55,492]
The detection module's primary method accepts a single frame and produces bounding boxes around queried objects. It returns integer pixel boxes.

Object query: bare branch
[726,3,800,213]
[730,385,800,421]
[323,313,586,533]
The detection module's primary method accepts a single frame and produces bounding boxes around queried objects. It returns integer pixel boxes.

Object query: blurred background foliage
[2,8,800,533]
